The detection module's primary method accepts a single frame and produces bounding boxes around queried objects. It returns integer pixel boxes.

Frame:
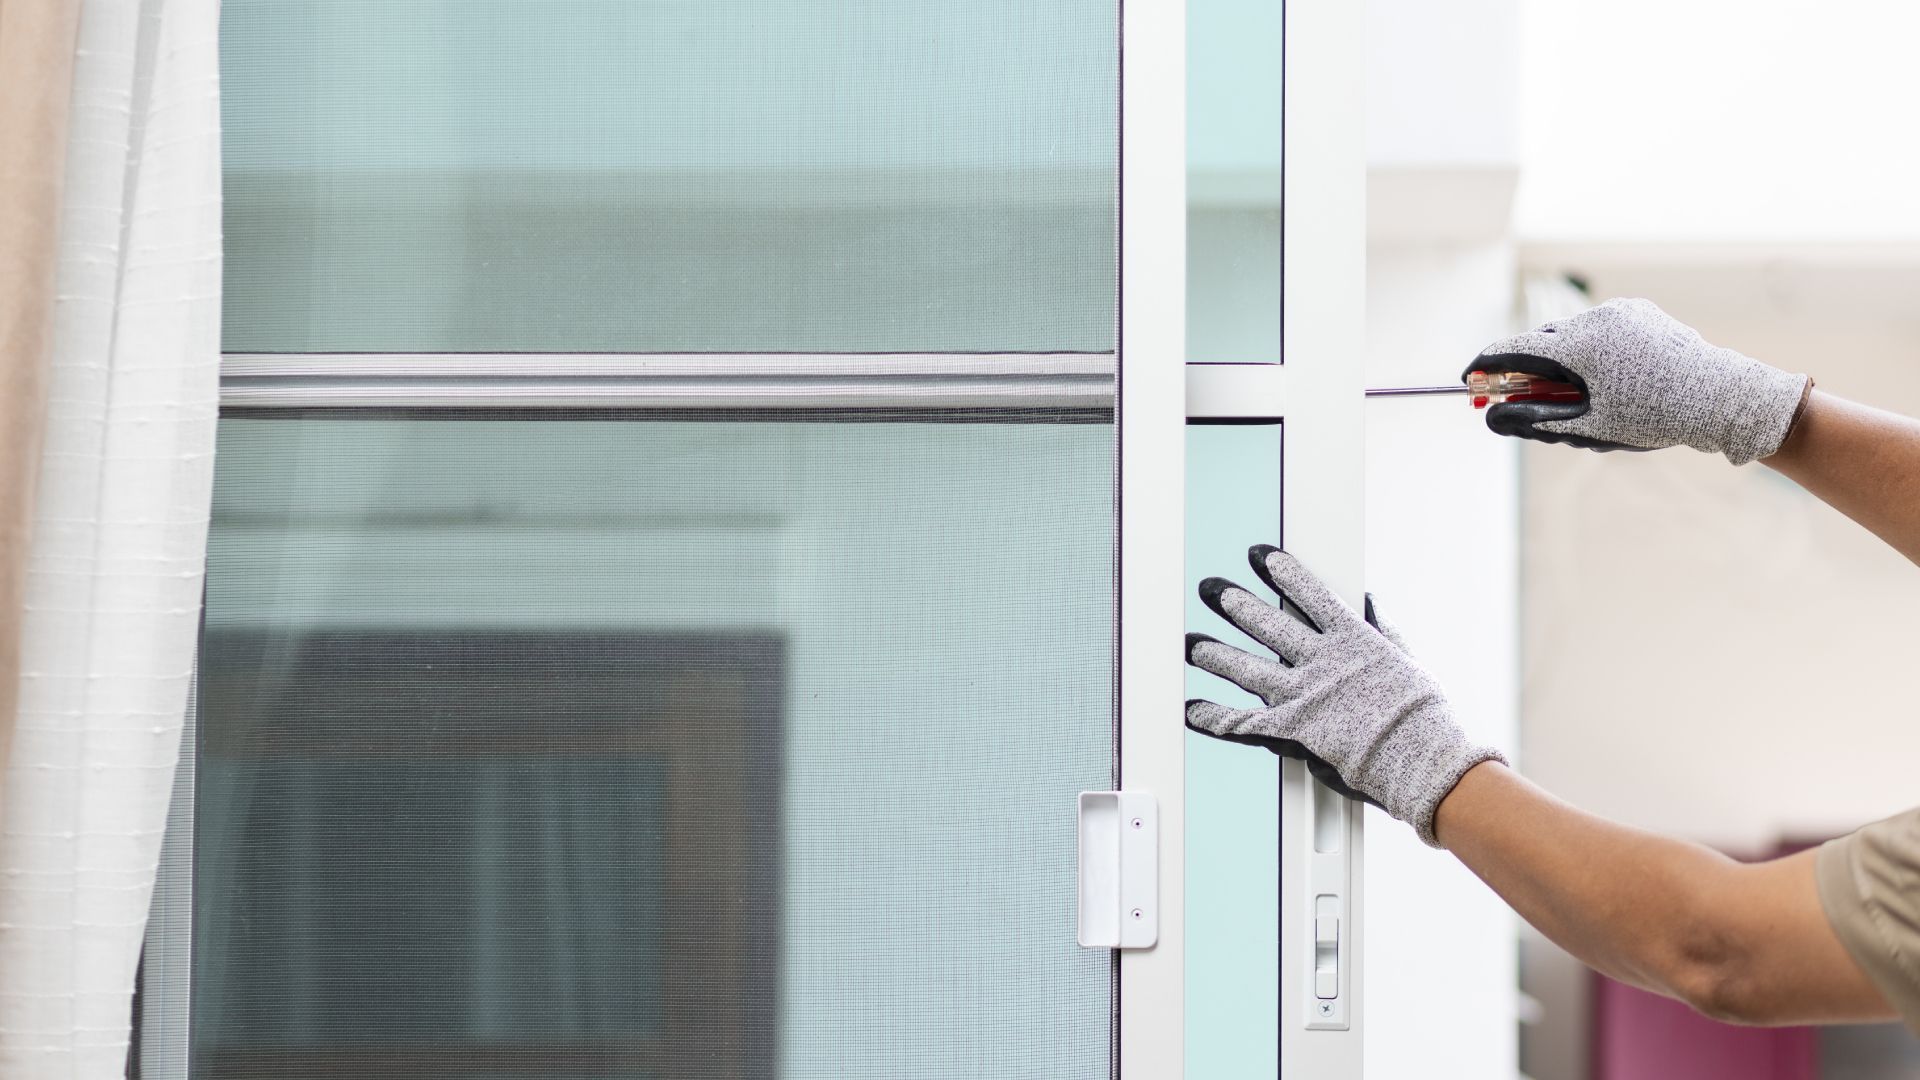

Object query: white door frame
[1116,0,1188,1071]
[1277,0,1367,1074]
[1162,0,1369,1073]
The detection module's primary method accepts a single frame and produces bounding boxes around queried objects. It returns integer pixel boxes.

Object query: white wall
[1516,258,1920,848]
[1367,0,1517,167]
[1511,7,1920,1073]
[1512,0,1920,1027]
[1363,244,1524,1080]
[1508,266,1920,1080]
[1366,0,1524,1074]
[1511,253,1920,1080]
[1517,0,1920,244]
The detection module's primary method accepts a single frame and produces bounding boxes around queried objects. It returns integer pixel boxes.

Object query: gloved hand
[1184,545,1504,848]
[1467,297,1811,465]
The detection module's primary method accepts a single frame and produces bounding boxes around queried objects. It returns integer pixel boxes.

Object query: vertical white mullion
[1118,0,1186,1072]
[1279,0,1367,1075]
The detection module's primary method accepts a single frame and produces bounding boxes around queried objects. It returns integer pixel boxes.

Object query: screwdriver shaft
[1363,385,1471,397]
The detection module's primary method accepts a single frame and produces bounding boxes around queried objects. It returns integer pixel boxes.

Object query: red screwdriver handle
[1465,370,1584,410]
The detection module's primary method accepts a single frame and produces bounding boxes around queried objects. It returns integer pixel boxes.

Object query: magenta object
[1593,974,1819,1080]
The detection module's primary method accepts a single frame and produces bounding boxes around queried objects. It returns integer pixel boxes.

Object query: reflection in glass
[221,1,1118,353]
[1187,0,1284,362]
[192,417,1115,1078]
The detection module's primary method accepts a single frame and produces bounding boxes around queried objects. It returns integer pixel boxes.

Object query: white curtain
[0,0,221,1074]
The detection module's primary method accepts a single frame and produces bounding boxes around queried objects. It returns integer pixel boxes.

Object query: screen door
[136,2,1189,1078]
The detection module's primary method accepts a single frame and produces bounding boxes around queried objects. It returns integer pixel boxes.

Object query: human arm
[1436,760,1894,1025]
[1186,545,1894,1025]
[1762,389,1920,567]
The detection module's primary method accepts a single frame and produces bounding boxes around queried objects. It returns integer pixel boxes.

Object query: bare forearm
[1764,389,1920,566]
[1435,764,1730,994]
[1435,762,1892,1025]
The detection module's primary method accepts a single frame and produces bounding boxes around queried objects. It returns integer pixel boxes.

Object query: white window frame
[141,0,1361,1074]
[1116,0,1188,1070]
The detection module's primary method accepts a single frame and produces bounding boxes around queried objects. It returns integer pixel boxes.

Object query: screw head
[1316,1001,1334,1017]
[1130,817,1144,829]
[1131,907,1144,920]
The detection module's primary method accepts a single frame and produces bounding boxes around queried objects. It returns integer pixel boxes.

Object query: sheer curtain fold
[0,0,221,1075]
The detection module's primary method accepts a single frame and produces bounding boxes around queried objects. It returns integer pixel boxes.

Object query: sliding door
[137,1,1187,1077]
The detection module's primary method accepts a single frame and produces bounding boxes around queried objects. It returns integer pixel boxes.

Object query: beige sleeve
[1817,806,1920,1033]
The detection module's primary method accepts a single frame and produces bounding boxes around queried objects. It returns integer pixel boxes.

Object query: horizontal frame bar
[221,353,1117,411]
[1185,363,1288,420]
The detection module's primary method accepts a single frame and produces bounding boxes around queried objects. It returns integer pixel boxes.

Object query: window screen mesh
[220,0,1118,353]
[186,416,1116,1079]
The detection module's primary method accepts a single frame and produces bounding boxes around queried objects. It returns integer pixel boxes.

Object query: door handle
[1076,791,1159,949]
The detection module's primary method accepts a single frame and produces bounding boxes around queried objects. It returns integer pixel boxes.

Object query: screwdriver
[1366,370,1584,410]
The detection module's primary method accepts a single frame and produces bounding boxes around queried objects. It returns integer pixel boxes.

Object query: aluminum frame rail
[220,354,1117,411]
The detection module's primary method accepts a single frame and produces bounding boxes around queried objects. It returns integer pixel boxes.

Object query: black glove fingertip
[1184,632,1220,663]
[1183,698,1223,731]
[1483,403,1531,439]
[1246,542,1281,575]
[1203,728,1290,755]
[1487,402,1643,452]
[1196,576,1242,620]
[1305,756,1382,808]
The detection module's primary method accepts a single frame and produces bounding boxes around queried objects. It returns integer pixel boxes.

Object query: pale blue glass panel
[1188,0,1283,362]
[1185,422,1282,1077]
[195,417,1115,1079]
[220,0,1118,353]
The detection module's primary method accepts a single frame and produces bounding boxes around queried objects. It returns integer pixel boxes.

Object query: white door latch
[1076,791,1159,949]
[1305,778,1352,1028]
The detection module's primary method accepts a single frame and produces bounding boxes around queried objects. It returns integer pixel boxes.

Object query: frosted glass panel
[1187,0,1282,362]
[220,1,1118,353]
[192,417,1115,1079]
[1185,422,1281,1077]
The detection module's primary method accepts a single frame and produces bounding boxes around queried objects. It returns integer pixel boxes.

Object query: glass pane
[220,1,1118,354]
[192,416,1115,1079]
[1187,0,1282,362]
[1185,422,1281,1077]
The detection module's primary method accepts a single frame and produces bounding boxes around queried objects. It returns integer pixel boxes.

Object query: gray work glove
[1468,297,1811,465]
[1185,545,1504,848]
